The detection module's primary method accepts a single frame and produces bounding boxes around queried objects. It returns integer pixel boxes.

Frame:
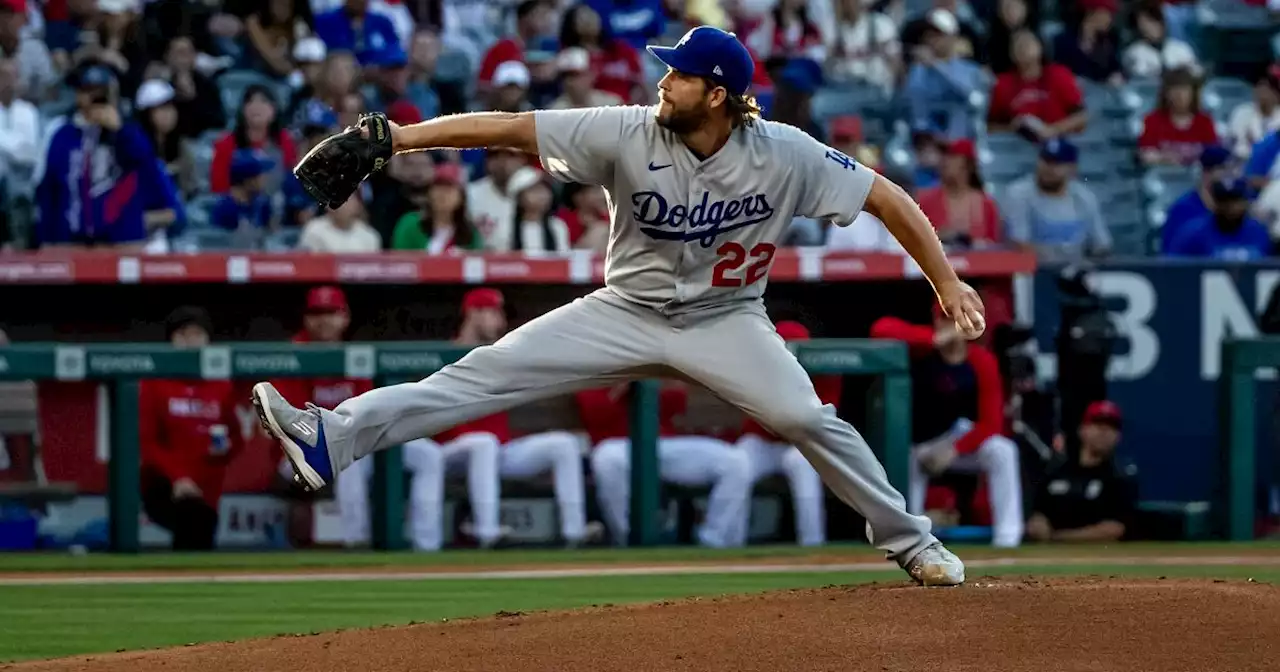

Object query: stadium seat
[1203,77,1253,119]
[811,87,889,127]
[264,228,301,252]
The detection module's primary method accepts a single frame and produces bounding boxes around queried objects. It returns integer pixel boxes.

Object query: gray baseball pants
[315,288,937,561]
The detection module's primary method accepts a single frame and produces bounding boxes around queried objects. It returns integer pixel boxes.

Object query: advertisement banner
[1033,261,1280,502]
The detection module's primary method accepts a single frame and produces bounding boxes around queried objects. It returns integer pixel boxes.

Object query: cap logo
[713,66,723,76]
[677,31,693,47]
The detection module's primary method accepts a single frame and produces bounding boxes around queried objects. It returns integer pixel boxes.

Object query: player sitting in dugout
[871,307,1024,548]
[732,319,838,547]
[1025,400,1137,543]
[139,307,242,551]
[580,380,751,548]
[338,288,594,550]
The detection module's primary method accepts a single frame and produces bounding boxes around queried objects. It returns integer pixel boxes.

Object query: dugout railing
[1219,337,1280,540]
[0,340,910,552]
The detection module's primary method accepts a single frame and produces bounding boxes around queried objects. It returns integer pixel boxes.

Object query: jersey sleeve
[534,105,643,186]
[793,135,878,227]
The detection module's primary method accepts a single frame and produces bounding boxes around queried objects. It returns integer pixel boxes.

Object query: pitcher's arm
[389,112,539,155]
[862,174,959,293]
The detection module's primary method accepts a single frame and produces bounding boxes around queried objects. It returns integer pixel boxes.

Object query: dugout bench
[0,340,910,552]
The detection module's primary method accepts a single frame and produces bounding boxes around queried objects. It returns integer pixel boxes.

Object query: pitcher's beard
[655,105,708,135]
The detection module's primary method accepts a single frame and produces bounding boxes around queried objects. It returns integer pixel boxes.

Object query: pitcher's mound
[16,577,1280,672]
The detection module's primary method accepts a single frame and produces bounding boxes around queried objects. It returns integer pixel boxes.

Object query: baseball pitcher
[255,26,986,586]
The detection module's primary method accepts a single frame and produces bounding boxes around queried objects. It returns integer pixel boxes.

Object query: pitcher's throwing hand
[936,279,986,341]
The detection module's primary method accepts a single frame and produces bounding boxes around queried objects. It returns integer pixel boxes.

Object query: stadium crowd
[0,0,1275,260]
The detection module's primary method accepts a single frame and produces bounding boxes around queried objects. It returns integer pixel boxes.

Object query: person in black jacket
[1026,400,1137,542]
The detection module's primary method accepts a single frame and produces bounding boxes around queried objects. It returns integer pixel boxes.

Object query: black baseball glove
[293,112,394,209]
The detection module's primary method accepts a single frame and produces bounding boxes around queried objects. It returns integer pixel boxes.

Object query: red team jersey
[575,385,689,445]
[1138,110,1218,165]
[138,379,242,506]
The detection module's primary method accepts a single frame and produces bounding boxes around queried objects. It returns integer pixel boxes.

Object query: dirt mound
[12,577,1280,672]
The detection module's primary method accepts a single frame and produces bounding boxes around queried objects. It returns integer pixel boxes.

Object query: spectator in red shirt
[582,379,750,548]
[476,0,555,93]
[871,308,1024,548]
[915,138,1002,248]
[559,3,644,104]
[210,84,298,194]
[741,0,827,63]
[988,29,1088,143]
[733,321,835,547]
[1139,67,1218,166]
[139,307,241,551]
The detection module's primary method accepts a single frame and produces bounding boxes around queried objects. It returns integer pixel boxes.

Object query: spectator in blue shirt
[314,0,401,67]
[1162,145,1233,252]
[1167,178,1272,260]
[210,150,278,243]
[1246,128,1280,191]
[903,9,983,140]
[586,0,665,51]
[34,62,161,250]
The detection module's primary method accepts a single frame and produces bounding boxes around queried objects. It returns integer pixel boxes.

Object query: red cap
[1079,0,1117,12]
[386,99,421,127]
[432,162,464,186]
[946,138,977,161]
[830,116,863,143]
[1083,400,1123,428]
[774,320,811,341]
[461,288,504,312]
[306,285,348,313]
[0,0,25,13]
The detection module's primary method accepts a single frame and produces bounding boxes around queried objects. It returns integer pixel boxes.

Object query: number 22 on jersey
[712,242,776,288]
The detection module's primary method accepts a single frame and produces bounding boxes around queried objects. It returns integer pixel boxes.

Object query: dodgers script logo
[631,191,775,247]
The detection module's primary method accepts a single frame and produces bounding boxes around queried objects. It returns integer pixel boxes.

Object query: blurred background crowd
[0,0,1277,262]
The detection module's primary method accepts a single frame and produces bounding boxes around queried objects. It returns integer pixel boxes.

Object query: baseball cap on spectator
[526,37,560,64]
[462,288,504,312]
[946,138,978,161]
[494,61,531,89]
[1079,0,1118,12]
[369,43,409,69]
[293,37,327,64]
[432,162,464,186]
[1082,400,1122,429]
[926,8,960,36]
[97,0,139,13]
[830,116,863,143]
[164,306,213,341]
[386,99,422,126]
[1199,144,1232,171]
[73,62,117,90]
[778,57,823,95]
[774,321,811,341]
[134,79,175,111]
[0,0,24,14]
[1211,176,1250,202]
[230,149,274,185]
[300,99,338,134]
[1040,139,1079,164]
[557,47,591,75]
[647,26,755,96]
[306,286,349,314]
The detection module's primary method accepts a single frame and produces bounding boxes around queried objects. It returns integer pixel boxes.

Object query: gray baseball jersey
[535,105,877,314]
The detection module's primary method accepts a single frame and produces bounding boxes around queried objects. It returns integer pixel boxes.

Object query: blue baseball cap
[1199,144,1232,170]
[230,149,275,185]
[1040,139,1078,164]
[364,43,408,69]
[300,99,338,132]
[646,26,754,96]
[778,57,823,95]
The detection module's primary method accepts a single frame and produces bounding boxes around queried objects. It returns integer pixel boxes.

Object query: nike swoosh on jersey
[648,162,672,171]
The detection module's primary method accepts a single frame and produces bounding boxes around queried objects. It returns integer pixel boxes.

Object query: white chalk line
[0,555,1278,586]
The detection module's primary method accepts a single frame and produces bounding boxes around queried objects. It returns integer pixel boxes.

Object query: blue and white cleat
[903,542,966,587]
[251,382,333,490]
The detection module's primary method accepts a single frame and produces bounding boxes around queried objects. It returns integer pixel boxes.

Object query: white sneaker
[903,542,966,586]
